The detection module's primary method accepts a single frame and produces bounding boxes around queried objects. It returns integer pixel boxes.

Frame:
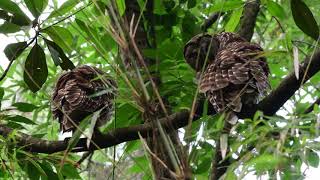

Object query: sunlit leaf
[307,148,319,168]
[0,21,20,34]
[5,115,37,125]
[47,0,80,19]
[266,1,286,20]
[24,0,48,18]
[42,26,73,52]
[225,7,243,32]
[116,0,126,16]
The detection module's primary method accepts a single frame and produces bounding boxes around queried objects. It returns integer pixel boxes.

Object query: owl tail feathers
[61,116,75,133]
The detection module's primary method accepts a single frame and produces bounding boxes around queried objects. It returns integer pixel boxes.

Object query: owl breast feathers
[184,32,270,113]
[52,65,117,132]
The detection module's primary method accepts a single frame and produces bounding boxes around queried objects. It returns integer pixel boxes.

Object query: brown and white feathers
[52,65,117,132]
[184,32,269,113]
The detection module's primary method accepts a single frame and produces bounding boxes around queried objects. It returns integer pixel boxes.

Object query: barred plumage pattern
[52,65,117,132]
[184,32,269,113]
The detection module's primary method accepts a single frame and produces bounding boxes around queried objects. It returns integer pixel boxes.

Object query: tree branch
[237,0,261,41]
[1,49,320,154]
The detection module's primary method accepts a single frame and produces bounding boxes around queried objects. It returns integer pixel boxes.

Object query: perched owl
[184,32,269,116]
[52,65,117,133]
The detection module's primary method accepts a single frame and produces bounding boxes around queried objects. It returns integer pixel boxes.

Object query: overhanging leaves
[4,41,28,61]
[24,0,48,18]
[291,0,319,40]
[23,43,48,93]
[0,0,31,26]
[44,38,75,70]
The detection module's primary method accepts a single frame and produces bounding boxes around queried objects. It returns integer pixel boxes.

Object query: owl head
[183,33,220,72]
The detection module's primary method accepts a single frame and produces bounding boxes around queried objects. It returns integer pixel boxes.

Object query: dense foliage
[0,0,320,179]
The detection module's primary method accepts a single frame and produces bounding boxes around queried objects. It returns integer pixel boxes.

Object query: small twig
[304,97,320,114]
[0,36,37,82]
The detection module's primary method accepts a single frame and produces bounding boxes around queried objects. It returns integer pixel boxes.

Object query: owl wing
[199,42,269,112]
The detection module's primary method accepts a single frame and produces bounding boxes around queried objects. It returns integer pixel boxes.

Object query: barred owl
[52,65,117,133]
[184,32,269,118]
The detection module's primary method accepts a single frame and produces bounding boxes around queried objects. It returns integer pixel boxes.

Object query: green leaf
[40,162,60,180]
[0,21,20,34]
[60,164,81,179]
[247,154,283,173]
[25,161,41,180]
[209,0,243,12]
[187,0,196,9]
[27,158,47,177]
[266,1,286,20]
[23,43,48,93]
[116,0,126,16]
[24,0,48,18]
[307,149,319,168]
[0,88,4,100]
[4,41,28,61]
[0,0,31,26]
[67,114,92,150]
[44,38,75,70]
[47,0,79,19]
[225,7,243,32]
[6,115,37,125]
[291,0,319,40]
[42,26,73,52]
[12,102,38,112]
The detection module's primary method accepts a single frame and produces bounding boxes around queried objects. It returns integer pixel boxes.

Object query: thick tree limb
[237,0,261,41]
[201,12,225,32]
[1,48,320,154]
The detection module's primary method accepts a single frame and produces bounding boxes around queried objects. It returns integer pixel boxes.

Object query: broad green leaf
[247,154,283,172]
[209,0,243,12]
[195,157,211,174]
[23,43,48,93]
[4,41,28,61]
[116,0,126,16]
[291,0,319,40]
[42,26,73,52]
[27,158,47,177]
[266,1,286,20]
[0,1,30,26]
[24,0,48,18]
[44,38,75,70]
[25,161,41,180]
[6,115,37,125]
[307,149,319,168]
[40,162,60,180]
[0,21,20,34]
[12,102,38,112]
[47,0,79,19]
[60,164,81,179]
[225,7,243,32]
